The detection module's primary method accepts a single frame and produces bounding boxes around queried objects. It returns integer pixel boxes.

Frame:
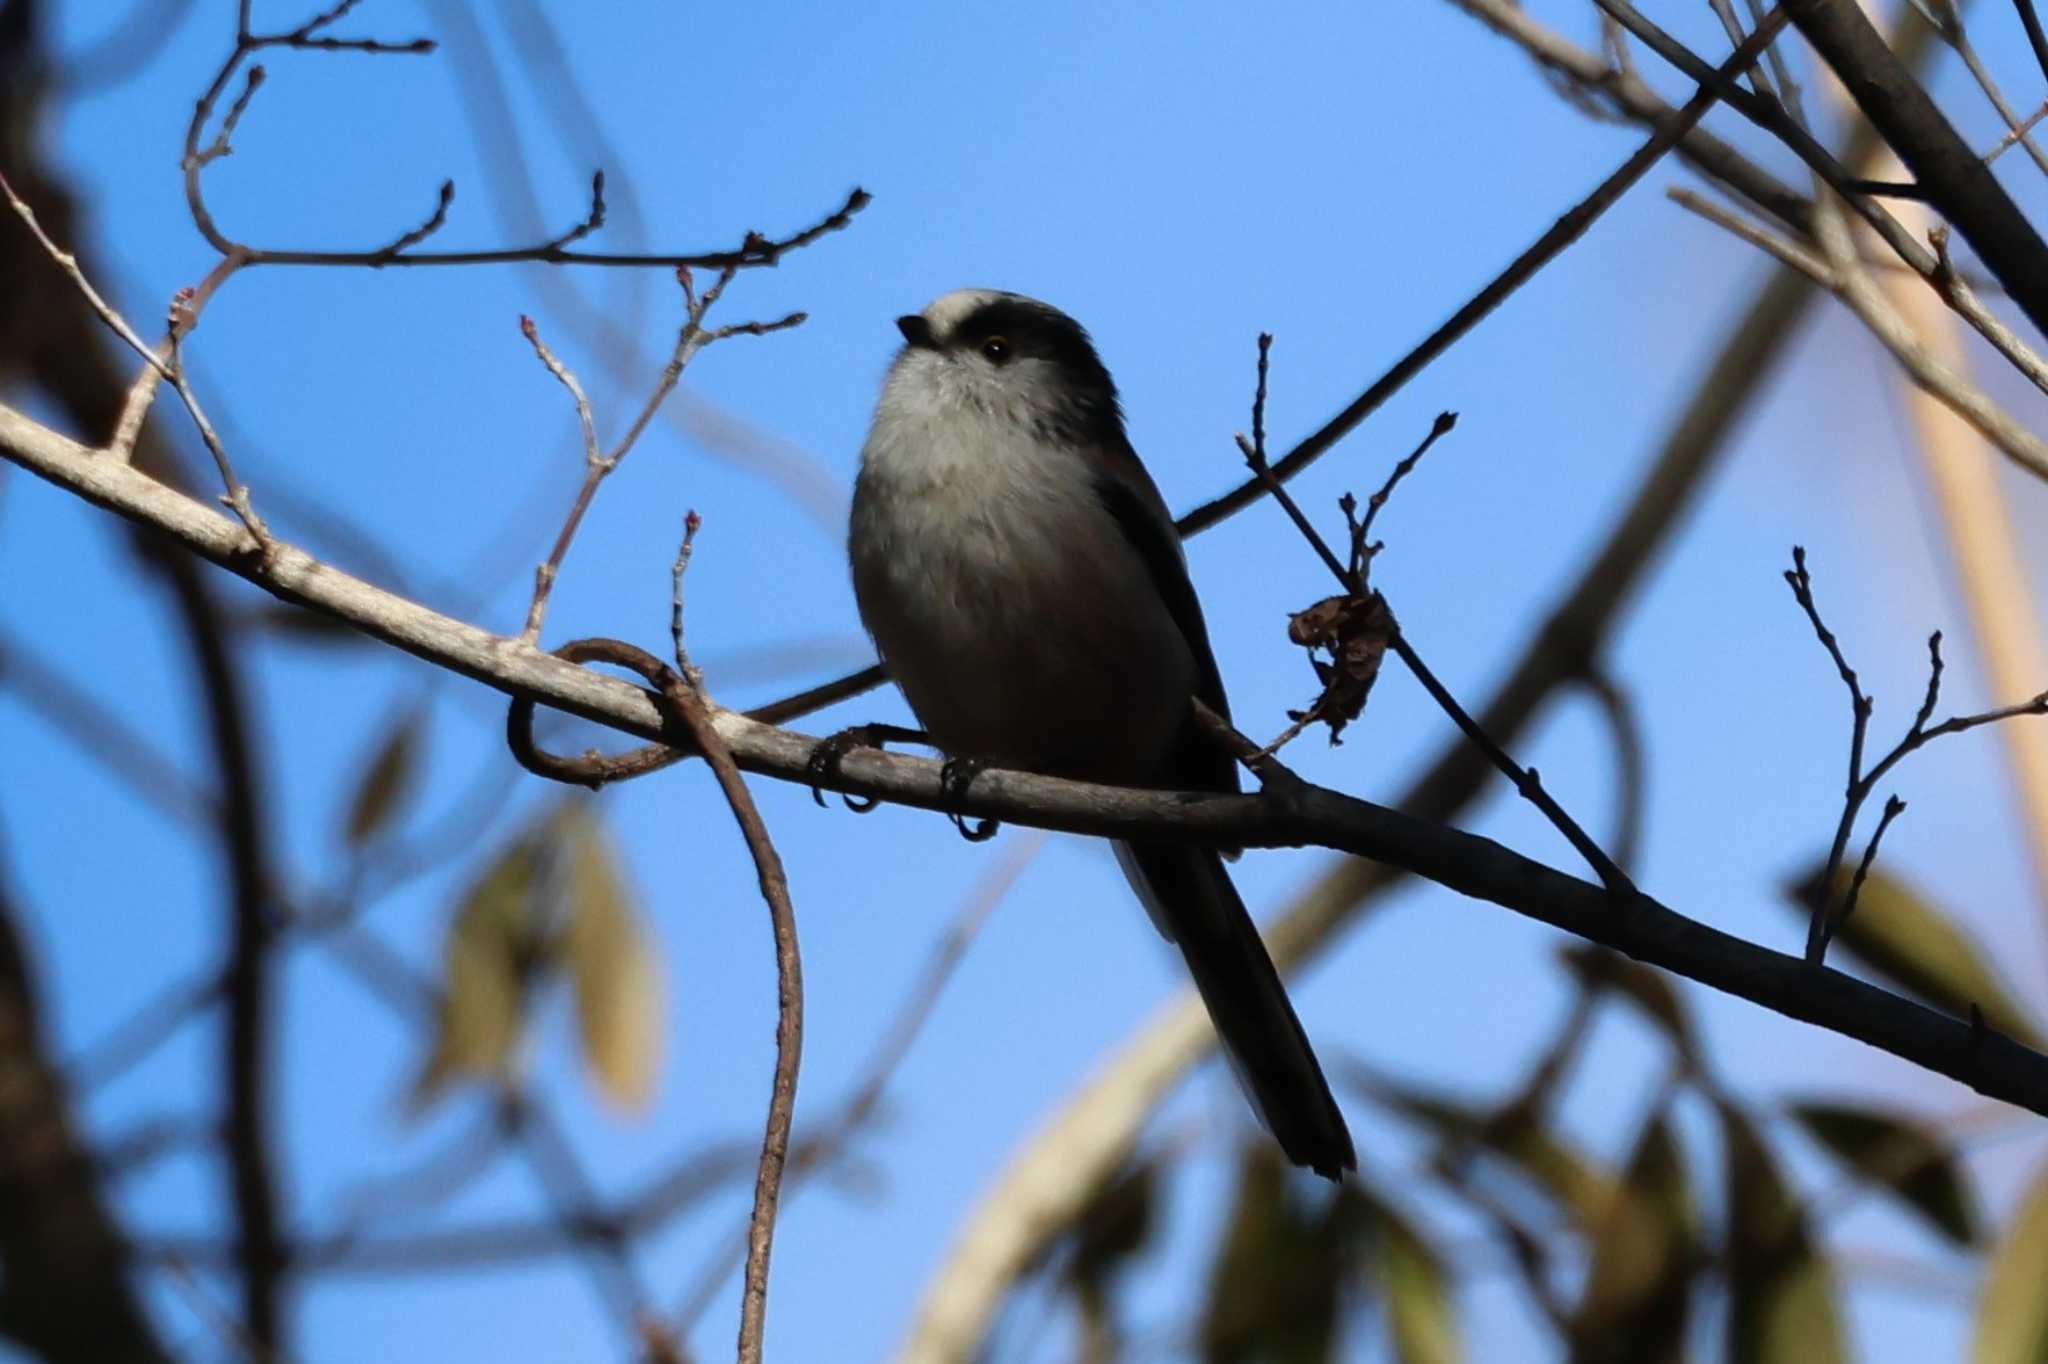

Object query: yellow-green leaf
[408,837,543,1113]
[1788,863,2047,1050]
[1973,1151,2048,1363]
[1559,945,1696,1060]
[1491,1111,1616,1231]
[1367,1196,1461,1364]
[1067,1159,1158,1290]
[1790,1101,1977,1245]
[1571,1114,1698,1364]
[344,711,421,847]
[1201,1147,1350,1363]
[1363,1076,1615,1229]
[1719,1101,1845,1364]
[562,809,663,1113]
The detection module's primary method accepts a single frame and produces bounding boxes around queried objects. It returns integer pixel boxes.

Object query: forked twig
[517,272,805,643]
[1234,337,1632,893]
[1787,548,2048,961]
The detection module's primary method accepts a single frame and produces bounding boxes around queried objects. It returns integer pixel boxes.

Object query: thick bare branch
[7,399,2048,1121]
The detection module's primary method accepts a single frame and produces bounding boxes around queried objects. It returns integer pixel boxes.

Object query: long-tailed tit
[847,289,1355,1180]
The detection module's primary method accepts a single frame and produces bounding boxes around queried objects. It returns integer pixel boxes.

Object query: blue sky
[7,0,2048,1359]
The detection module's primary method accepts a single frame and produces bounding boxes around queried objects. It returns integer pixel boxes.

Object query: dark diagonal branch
[1176,7,1789,536]
[732,7,1797,733]
[1778,0,2048,336]
[16,402,2048,1128]
[1445,0,1814,231]
[1235,342,1632,894]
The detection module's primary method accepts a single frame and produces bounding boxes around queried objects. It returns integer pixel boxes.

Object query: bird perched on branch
[846,289,1355,1180]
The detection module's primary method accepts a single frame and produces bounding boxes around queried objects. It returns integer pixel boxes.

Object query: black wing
[1092,470,1239,796]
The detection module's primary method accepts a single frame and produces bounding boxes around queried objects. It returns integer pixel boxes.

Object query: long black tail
[1117,839,1356,1180]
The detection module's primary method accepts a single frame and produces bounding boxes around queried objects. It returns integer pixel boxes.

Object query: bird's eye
[980,336,1012,364]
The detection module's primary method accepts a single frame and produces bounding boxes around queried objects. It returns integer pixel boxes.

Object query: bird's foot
[805,722,928,811]
[940,755,999,842]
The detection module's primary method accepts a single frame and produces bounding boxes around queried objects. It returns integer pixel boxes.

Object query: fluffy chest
[847,400,1195,777]
[851,397,1142,624]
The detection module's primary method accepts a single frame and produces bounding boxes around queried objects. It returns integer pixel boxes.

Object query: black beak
[896,314,936,349]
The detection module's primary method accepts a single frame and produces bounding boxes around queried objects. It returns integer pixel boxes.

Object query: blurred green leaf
[1062,1159,1157,1362]
[409,835,546,1113]
[1067,1159,1157,1289]
[1790,1101,1977,1246]
[1719,1101,1845,1364]
[1487,1110,1615,1231]
[1558,945,1696,1060]
[1973,1150,2048,1363]
[1357,1192,1461,1364]
[1354,1074,1615,1231]
[1787,863,2047,1050]
[1570,1114,1698,1364]
[561,807,664,1113]
[343,710,421,847]
[1201,1147,1356,1363]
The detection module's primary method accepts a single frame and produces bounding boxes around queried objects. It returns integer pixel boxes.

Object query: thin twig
[1786,546,1873,796]
[517,316,603,642]
[1678,189,2048,477]
[1706,0,1780,102]
[1176,8,1791,535]
[543,171,608,252]
[1592,0,1941,277]
[181,29,863,275]
[0,171,173,375]
[1669,187,1837,282]
[1576,667,1647,876]
[1389,629,1637,894]
[1842,794,1908,926]
[670,832,1043,1337]
[1450,0,1813,231]
[17,402,2048,1146]
[1946,27,2048,177]
[1985,99,2048,165]
[191,65,266,168]
[516,275,803,644]
[1355,410,1459,578]
[744,7,1790,734]
[370,180,457,261]
[0,171,271,544]
[1788,549,2048,960]
[662,539,804,1364]
[1234,343,1631,893]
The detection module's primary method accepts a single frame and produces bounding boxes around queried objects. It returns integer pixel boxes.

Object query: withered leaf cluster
[1285,590,1396,745]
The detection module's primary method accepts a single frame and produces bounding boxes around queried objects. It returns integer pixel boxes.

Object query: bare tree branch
[8,400,2048,1117]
